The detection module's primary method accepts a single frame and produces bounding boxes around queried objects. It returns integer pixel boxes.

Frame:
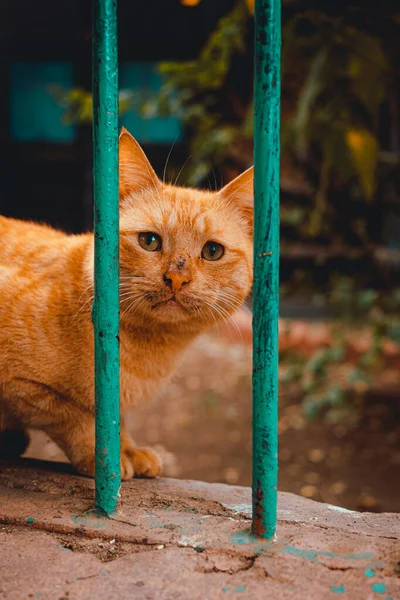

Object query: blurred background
[2,0,400,512]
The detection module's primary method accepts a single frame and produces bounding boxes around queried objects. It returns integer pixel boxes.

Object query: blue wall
[119,62,182,143]
[10,61,182,144]
[10,62,76,143]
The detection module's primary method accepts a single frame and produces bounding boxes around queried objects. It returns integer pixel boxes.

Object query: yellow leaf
[346,129,378,202]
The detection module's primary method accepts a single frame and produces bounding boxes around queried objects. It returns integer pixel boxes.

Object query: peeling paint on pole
[92,0,120,514]
[252,0,281,538]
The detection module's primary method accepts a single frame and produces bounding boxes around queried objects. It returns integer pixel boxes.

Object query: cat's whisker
[73,293,94,321]
[216,290,252,316]
[206,163,217,192]
[206,301,244,347]
[205,302,234,342]
[214,294,243,312]
[75,282,94,310]
[174,155,192,186]
[120,291,145,306]
[218,306,245,347]
[203,303,220,340]
[206,171,213,192]
[121,293,148,319]
[162,135,179,185]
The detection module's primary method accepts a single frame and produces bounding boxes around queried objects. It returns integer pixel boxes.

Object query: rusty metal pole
[92,0,120,514]
[252,0,281,538]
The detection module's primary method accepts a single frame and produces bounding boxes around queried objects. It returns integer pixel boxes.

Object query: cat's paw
[74,456,95,478]
[121,446,162,480]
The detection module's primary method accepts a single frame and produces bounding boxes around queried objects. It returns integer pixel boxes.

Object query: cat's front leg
[46,416,162,480]
[45,414,97,477]
[120,426,162,480]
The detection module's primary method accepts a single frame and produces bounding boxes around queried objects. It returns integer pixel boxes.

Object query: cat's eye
[201,241,225,261]
[138,232,162,252]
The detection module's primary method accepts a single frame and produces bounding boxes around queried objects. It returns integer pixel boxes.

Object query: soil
[25,315,400,514]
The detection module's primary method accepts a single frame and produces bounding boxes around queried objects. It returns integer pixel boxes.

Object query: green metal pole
[252,0,281,538]
[92,0,120,514]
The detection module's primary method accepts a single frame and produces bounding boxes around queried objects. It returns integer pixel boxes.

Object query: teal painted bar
[92,0,121,514]
[252,0,281,538]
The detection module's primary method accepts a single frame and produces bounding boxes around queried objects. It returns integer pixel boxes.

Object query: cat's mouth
[151,296,183,310]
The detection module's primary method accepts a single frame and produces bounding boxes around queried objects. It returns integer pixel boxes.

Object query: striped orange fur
[0,128,253,479]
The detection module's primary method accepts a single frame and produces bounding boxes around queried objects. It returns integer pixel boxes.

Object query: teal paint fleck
[330,585,345,594]
[346,553,376,560]
[281,546,321,562]
[281,545,374,563]
[230,530,260,545]
[103,570,109,575]
[372,583,386,594]
[384,597,393,600]
[252,0,281,539]
[235,587,246,593]
[71,512,107,529]
[27,517,34,523]
[147,517,179,531]
[365,569,375,578]
[227,504,252,516]
[57,544,72,551]
[92,0,121,514]
[365,560,386,571]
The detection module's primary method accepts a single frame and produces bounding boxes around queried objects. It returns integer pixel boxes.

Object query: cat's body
[0,129,253,479]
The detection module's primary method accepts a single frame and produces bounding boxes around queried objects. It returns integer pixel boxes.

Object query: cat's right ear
[220,166,254,233]
[119,128,160,201]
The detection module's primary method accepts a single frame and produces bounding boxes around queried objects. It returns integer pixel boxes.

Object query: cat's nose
[163,267,191,295]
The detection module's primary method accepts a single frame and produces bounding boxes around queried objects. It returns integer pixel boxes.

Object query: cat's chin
[149,301,194,324]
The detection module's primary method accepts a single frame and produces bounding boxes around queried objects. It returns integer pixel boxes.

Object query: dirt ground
[25,322,400,514]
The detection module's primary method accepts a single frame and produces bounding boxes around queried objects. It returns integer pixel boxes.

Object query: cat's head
[118,128,253,329]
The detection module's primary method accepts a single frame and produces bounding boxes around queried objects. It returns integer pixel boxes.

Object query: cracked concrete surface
[0,459,399,599]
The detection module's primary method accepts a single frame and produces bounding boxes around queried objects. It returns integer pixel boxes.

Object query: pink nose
[163,266,191,295]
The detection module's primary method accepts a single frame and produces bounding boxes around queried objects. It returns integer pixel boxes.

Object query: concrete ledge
[0,460,399,599]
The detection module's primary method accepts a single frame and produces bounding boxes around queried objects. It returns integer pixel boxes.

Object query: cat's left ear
[220,166,254,232]
[119,127,161,202]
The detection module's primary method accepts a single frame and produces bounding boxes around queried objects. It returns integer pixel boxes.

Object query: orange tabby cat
[0,128,253,479]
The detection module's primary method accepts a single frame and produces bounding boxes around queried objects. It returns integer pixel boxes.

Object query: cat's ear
[220,166,254,232]
[119,127,160,201]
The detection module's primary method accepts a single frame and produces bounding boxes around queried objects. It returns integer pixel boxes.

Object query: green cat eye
[201,241,225,261]
[138,232,162,252]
